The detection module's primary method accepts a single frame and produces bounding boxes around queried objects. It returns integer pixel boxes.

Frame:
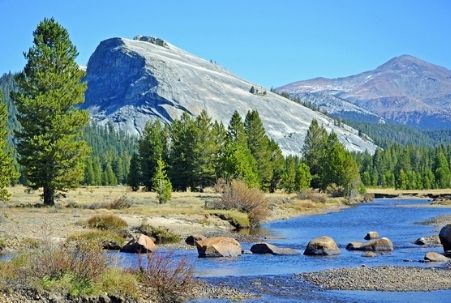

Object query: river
[118,198,451,302]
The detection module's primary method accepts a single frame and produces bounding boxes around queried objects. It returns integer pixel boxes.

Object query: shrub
[210,210,250,229]
[97,268,139,300]
[0,238,5,251]
[220,180,268,227]
[297,190,327,203]
[87,214,128,231]
[325,183,345,197]
[137,252,195,303]
[67,230,125,250]
[137,224,181,244]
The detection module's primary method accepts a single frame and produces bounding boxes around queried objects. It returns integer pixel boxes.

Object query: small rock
[304,236,340,256]
[414,235,441,246]
[362,251,377,258]
[424,251,450,262]
[250,242,298,255]
[364,231,380,240]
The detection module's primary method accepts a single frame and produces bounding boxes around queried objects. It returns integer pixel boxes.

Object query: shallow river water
[118,198,451,302]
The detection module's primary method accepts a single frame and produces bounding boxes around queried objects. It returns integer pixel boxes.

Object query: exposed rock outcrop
[83,37,377,155]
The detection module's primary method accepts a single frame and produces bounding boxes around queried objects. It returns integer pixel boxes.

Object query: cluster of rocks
[415,224,451,262]
[118,224,451,265]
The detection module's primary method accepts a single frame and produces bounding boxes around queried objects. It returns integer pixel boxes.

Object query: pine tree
[139,120,168,191]
[192,110,220,190]
[127,153,141,191]
[105,163,117,185]
[302,119,328,188]
[92,158,102,185]
[222,111,259,187]
[268,139,285,193]
[168,113,196,191]
[296,162,312,190]
[84,158,95,185]
[281,156,297,193]
[11,18,89,205]
[434,149,451,188]
[244,110,273,190]
[152,159,172,203]
[0,92,17,201]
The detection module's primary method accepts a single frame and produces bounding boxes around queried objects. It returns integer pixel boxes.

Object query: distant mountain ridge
[82,36,377,155]
[277,55,451,129]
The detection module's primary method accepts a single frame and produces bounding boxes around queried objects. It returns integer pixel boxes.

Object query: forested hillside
[355,145,451,189]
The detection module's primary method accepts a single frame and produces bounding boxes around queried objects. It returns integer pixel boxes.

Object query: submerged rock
[424,251,450,262]
[120,234,157,253]
[414,235,441,246]
[362,251,377,258]
[346,237,393,252]
[195,237,242,258]
[250,242,298,255]
[304,236,340,256]
[364,231,380,240]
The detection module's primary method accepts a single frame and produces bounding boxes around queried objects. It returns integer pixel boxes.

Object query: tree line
[355,145,451,190]
[127,111,363,199]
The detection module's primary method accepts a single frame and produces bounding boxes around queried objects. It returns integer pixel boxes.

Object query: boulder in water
[120,234,157,253]
[439,224,451,256]
[346,237,393,252]
[195,237,242,258]
[304,236,340,256]
[250,242,298,255]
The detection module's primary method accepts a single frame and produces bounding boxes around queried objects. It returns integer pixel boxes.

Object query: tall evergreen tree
[0,92,17,201]
[281,156,297,193]
[244,110,273,190]
[302,119,328,188]
[434,149,451,188]
[268,139,285,192]
[11,18,88,205]
[138,120,167,191]
[222,111,259,187]
[127,153,141,191]
[296,162,312,190]
[168,113,196,191]
[192,110,220,190]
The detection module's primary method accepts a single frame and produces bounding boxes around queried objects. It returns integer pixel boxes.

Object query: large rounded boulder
[346,237,393,252]
[195,237,242,258]
[304,236,340,256]
[120,234,157,253]
[250,242,298,255]
[439,224,451,256]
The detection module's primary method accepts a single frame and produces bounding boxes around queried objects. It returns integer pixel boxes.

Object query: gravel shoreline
[300,266,451,291]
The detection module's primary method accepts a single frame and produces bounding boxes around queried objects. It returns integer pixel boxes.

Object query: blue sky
[1,0,450,87]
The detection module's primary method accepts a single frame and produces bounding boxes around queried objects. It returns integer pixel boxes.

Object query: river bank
[0,186,352,252]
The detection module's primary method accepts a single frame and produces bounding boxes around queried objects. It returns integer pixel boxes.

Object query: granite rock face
[83,36,377,155]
